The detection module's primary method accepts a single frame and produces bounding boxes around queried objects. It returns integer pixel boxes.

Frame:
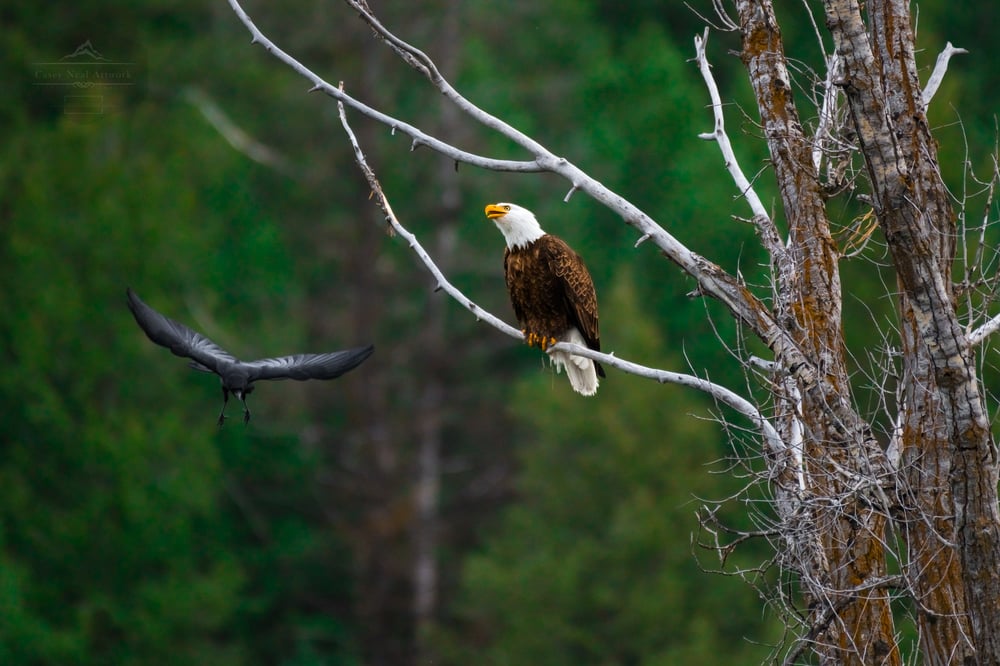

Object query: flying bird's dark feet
[217,413,227,427]
[243,410,251,425]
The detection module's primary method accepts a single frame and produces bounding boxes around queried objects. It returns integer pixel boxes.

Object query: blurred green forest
[1,1,996,664]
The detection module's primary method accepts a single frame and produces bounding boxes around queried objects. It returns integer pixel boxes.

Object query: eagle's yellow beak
[485,204,508,219]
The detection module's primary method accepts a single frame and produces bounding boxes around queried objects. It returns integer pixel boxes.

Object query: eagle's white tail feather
[549,328,599,396]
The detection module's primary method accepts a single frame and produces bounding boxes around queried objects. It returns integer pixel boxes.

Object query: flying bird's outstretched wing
[126,287,238,373]
[245,345,375,381]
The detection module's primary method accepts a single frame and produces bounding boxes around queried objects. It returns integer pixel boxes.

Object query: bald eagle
[485,203,605,396]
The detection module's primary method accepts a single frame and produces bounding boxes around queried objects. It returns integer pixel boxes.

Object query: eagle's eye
[504,205,511,211]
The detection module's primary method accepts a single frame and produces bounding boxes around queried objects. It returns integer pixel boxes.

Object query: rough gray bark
[823,0,1000,661]
[735,2,898,662]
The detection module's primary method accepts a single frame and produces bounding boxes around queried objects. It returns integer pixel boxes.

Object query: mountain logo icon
[61,40,110,62]
[32,40,141,118]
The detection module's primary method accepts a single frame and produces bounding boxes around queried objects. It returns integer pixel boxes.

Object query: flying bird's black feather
[126,288,374,425]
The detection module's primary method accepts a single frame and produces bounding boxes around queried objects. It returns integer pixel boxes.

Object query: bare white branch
[749,355,777,372]
[694,29,786,263]
[922,41,968,109]
[334,95,520,338]
[225,0,542,173]
[550,341,785,454]
[968,312,1000,348]
[335,90,783,453]
[694,29,771,225]
[339,0,558,159]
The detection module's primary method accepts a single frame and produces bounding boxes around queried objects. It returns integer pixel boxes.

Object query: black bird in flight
[126,288,374,425]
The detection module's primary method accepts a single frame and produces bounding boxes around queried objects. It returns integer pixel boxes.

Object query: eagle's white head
[485,202,546,250]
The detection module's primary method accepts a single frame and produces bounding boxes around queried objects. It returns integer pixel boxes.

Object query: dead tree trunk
[822,0,1000,661]
[736,2,898,662]
[734,0,1000,661]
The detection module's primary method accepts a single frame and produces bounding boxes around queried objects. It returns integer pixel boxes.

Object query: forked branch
[922,42,968,109]
[334,87,784,452]
[225,0,819,381]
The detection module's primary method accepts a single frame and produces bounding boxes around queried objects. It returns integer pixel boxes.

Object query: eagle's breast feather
[504,234,600,354]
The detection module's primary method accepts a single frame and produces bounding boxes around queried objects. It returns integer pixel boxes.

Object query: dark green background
[1,1,994,663]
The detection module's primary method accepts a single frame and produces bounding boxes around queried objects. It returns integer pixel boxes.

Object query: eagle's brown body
[486,202,604,395]
[504,235,605,378]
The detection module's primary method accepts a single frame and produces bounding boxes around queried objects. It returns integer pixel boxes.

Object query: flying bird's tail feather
[549,328,599,396]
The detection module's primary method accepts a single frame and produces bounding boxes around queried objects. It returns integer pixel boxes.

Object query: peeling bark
[737,2,899,662]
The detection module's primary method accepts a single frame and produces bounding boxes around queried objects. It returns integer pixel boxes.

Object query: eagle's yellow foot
[523,331,545,349]
[537,335,557,351]
[523,331,558,350]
